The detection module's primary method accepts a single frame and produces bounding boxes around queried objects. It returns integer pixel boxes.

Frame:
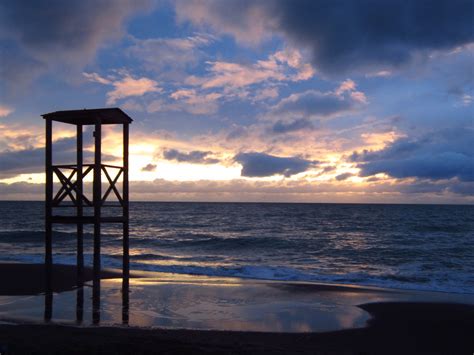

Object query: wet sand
[1,303,473,354]
[0,263,473,354]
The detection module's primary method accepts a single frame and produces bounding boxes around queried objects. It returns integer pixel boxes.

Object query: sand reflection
[6,273,467,332]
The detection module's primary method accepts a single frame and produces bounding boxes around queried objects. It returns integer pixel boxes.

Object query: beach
[0,263,473,354]
[1,202,473,354]
[2,0,473,352]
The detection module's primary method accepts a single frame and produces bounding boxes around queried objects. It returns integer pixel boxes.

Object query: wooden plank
[53,167,77,205]
[51,204,122,208]
[51,216,125,224]
[101,166,123,205]
[53,168,76,204]
[51,216,94,224]
[102,163,123,169]
[93,121,101,320]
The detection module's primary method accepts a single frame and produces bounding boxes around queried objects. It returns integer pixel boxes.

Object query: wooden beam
[123,123,130,286]
[45,118,53,320]
[93,121,101,322]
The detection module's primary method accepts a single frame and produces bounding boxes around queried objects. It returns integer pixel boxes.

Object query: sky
[0,0,473,203]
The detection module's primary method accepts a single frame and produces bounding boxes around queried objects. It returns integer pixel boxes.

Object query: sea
[0,201,473,294]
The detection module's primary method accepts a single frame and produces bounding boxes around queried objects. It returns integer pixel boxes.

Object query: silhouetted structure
[42,108,132,322]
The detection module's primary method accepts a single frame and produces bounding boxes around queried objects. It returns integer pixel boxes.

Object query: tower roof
[42,108,132,125]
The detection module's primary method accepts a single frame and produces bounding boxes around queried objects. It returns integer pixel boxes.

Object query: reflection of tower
[43,270,130,325]
[42,108,132,323]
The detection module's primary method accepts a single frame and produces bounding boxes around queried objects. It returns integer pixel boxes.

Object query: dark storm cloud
[162,149,220,164]
[271,118,314,134]
[234,152,315,177]
[0,137,116,179]
[274,0,474,74]
[0,0,150,90]
[352,128,474,182]
[177,0,474,74]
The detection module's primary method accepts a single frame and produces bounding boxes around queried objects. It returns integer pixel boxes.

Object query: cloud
[0,137,116,179]
[366,70,393,78]
[271,118,314,134]
[234,152,315,177]
[0,0,151,91]
[0,105,13,117]
[270,79,366,120]
[162,149,220,164]
[186,48,314,91]
[160,48,314,110]
[127,33,215,76]
[273,91,351,118]
[272,90,361,119]
[168,89,222,115]
[335,172,354,181]
[82,72,111,85]
[175,0,474,75]
[106,75,161,105]
[175,0,274,45]
[272,48,315,80]
[3,177,474,202]
[141,163,157,172]
[83,72,162,104]
[461,94,473,106]
[352,127,474,182]
[194,60,286,89]
[254,87,279,102]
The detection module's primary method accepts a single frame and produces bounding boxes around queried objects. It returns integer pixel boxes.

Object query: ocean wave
[165,234,296,250]
[1,253,473,294]
[126,261,474,294]
[0,231,80,243]
[0,230,122,243]
[1,202,473,296]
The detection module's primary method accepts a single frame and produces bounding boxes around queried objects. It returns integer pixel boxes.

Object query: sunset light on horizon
[1,0,473,204]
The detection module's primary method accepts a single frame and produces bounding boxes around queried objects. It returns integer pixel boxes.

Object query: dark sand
[0,263,124,295]
[0,263,473,354]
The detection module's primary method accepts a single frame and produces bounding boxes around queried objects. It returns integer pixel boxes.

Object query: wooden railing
[52,164,124,208]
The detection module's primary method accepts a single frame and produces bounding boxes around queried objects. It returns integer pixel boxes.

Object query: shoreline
[0,301,473,354]
[1,261,472,297]
[1,263,473,354]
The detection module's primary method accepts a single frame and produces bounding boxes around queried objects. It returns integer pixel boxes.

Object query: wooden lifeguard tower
[42,108,132,320]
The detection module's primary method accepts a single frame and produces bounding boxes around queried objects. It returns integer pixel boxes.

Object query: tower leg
[45,118,53,322]
[76,285,84,323]
[92,121,102,324]
[122,122,130,325]
[76,124,84,286]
